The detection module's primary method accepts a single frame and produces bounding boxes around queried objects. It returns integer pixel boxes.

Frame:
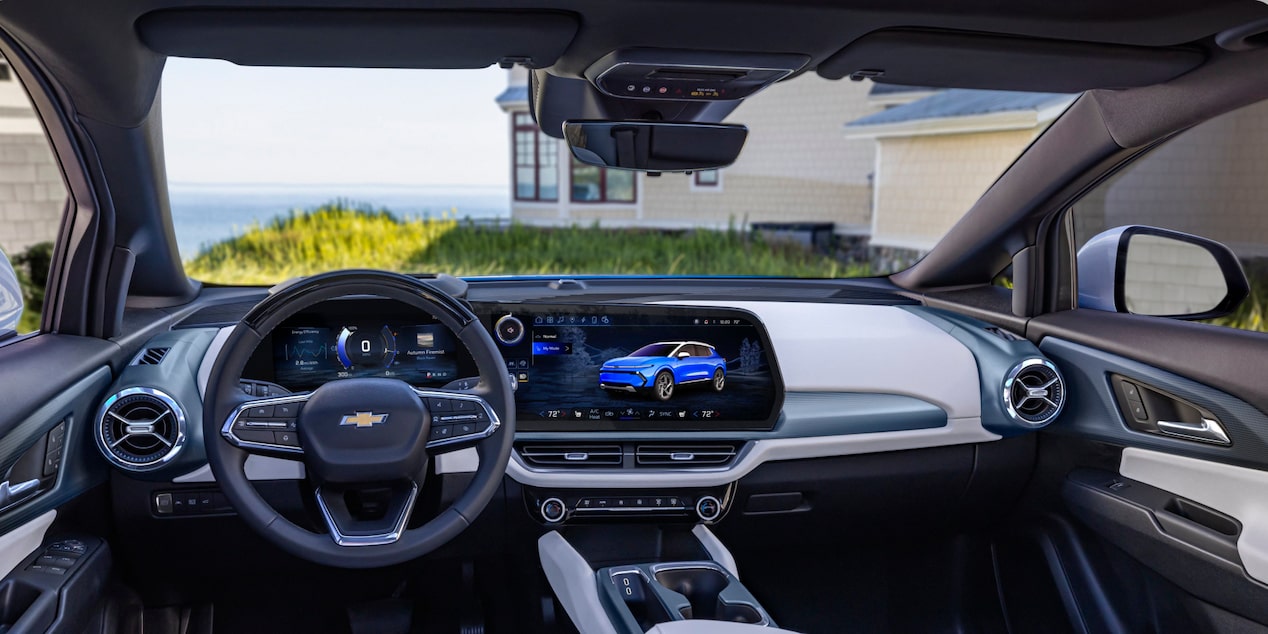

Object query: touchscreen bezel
[478,302,784,433]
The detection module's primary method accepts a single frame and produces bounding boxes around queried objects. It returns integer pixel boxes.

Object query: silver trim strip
[95,387,188,472]
[315,482,419,547]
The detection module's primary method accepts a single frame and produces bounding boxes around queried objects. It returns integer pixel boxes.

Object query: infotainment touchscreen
[489,305,782,432]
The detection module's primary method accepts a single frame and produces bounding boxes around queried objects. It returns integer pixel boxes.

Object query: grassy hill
[184,202,867,285]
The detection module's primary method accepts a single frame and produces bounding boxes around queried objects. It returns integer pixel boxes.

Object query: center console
[539,526,791,634]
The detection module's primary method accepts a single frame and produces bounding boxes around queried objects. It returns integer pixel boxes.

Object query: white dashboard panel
[657,301,982,418]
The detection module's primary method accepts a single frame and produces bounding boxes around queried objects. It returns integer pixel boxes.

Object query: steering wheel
[203,270,515,568]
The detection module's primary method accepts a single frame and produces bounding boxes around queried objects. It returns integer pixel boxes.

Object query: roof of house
[495,85,529,106]
[848,89,1072,128]
[868,84,935,96]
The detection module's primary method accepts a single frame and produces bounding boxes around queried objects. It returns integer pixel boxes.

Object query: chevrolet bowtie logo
[340,412,388,428]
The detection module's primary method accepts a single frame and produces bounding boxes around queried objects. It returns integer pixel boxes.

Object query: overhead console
[584,49,807,102]
[532,49,808,139]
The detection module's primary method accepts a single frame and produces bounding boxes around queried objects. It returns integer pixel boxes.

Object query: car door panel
[1022,310,1268,628]
[0,335,118,565]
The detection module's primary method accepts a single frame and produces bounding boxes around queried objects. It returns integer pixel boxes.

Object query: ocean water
[169,183,510,261]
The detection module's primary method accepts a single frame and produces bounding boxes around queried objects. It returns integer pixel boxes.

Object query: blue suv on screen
[599,341,726,401]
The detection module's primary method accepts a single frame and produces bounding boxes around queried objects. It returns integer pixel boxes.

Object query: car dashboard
[94,277,1065,529]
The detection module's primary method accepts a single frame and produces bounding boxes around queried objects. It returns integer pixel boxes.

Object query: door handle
[0,478,40,512]
[1156,418,1231,446]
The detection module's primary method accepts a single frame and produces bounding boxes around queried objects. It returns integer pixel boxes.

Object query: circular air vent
[1002,359,1066,426]
[96,387,186,471]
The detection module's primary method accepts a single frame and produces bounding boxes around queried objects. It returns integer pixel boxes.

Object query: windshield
[162,59,1072,285]
[630,343,679,358]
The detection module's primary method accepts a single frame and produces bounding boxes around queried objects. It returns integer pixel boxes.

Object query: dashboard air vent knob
[96,387,186,471]
[1003,359,1066,426]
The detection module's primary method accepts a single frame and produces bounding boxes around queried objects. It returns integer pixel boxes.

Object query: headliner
[0,0,1265,127]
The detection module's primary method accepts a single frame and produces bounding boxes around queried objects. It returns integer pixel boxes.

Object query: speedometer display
[336,325,398,369]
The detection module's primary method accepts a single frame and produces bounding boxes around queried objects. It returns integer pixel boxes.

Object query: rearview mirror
[0,249,23,338]
[564,121,747,172]
[1077,226,1249,320]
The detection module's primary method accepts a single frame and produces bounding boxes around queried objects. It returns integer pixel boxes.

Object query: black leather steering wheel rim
[203,270,515,568]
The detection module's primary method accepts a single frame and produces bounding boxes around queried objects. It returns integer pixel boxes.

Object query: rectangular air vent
[518,444,622,468]
[635,444,739,468]
[134,347,170,365]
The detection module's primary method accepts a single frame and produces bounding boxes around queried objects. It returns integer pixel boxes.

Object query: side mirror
[1077,225,1249,320]
[0,249,23,337]
[564,120,748,172]
[676,351,692,359]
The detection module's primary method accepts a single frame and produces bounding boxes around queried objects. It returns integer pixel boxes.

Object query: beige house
[0,60,66,257]
[500,70,1268,271]
[495,66,898,242]
[846,90,1075,266]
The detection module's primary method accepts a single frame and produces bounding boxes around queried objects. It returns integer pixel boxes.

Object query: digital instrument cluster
[243,300,477,392]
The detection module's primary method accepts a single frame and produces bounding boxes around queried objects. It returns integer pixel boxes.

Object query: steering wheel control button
[247,405,274,418]
[696,496,723,522]
[274,431,300,447]
[541,497,566,523]
[275,402,301,417]
[494,315,526,345]
[428,398,451,412]
[429,425,453,441]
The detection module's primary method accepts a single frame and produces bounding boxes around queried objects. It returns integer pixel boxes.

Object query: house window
[570,157,636,203]
[694,169,720,186]
[513,112,557,201]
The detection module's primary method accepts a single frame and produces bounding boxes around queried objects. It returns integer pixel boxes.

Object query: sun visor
[137,10,580,69]
[818,29,1205,92]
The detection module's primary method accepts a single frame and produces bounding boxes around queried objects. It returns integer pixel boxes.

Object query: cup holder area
[653,567,763,624]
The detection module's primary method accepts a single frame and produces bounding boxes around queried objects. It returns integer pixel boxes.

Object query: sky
[160,58,510,188]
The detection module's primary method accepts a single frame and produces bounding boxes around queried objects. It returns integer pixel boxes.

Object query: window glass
[161,61,1063,283]
[1070,99,1268,332]
[0,54,68,335]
